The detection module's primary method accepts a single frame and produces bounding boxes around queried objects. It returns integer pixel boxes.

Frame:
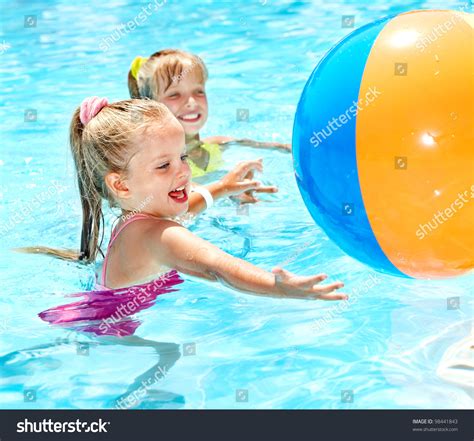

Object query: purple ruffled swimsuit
[39,214,183,336]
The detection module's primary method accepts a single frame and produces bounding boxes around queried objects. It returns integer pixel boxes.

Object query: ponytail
[15,108,105,263]
[128,56,149,99]
[70,107,105,261]
[128,69,141,99]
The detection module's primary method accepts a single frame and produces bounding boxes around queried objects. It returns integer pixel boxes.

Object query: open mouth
[168,185,188,203]
[178,113,201,124]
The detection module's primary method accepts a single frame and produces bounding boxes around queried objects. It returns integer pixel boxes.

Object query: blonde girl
[21,97,346,301]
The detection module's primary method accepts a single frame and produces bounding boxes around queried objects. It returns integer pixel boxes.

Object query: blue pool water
[0,0,472,409]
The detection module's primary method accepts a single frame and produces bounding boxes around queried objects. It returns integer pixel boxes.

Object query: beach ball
[293,10,473,279]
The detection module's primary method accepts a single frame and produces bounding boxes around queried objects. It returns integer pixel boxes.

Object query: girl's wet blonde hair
[128,49,208,100]
[18,99,173,263]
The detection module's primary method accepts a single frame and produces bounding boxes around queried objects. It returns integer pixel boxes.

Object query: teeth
[181,113,198,120]
[174,186,185,191]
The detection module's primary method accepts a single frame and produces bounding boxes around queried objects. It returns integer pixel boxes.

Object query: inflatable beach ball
[293,10,473,279]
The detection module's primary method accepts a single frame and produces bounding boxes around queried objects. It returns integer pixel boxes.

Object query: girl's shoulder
[122,216,187,263]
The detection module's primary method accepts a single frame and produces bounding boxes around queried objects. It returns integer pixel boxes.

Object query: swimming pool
[0,0,472,410]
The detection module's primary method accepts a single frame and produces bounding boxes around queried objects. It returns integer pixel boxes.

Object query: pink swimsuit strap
[101,213,154,287]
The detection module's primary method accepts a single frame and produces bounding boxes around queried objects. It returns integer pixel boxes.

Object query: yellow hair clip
[130,56,149,79]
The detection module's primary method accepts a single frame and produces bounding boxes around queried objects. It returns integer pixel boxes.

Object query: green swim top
[188,143,224,178]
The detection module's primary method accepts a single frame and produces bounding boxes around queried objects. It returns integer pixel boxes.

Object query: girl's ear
[105,172,130,200]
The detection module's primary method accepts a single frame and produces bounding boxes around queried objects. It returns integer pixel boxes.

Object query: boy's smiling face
[157,67,208,137]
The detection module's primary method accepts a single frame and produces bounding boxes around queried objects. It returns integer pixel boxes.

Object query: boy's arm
[202,135,234,144]
[203,136,291,152]
[230,138,291,152]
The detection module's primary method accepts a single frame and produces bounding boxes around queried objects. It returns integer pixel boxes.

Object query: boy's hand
[272,267,347,300]
[275,143,292,152]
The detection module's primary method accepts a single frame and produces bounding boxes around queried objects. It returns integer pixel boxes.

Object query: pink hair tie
[79,96,109,126]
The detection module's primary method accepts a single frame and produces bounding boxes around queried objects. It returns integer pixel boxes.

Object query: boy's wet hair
[128,49,208,100]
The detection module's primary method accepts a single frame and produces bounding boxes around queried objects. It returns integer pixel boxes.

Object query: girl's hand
[219,159,278,202]
[188,159,277,214]
[272,267,347,300]
[233,168,258,204]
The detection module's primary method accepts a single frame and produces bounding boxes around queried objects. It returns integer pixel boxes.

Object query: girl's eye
[196,90,205,96]
[168,93,179,99]
[156,156,187,169]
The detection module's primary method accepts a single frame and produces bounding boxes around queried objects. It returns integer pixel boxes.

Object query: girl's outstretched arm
[151,220,347,300]
[204,136,291,152]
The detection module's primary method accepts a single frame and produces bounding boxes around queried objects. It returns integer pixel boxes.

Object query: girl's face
[158,69,208,137]
[115,118,192,218]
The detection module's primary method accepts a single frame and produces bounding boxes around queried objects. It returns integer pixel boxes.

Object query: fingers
[315,292,349,301]
[237,180,261,190]
[312,281,347,300]
[234,159,263,177]
[293,273,328,288]
[238,180,277,193]
[237,193,259,204]
[312,281,345,294]
[243,170,254,180]
[254,185,278,194]
[228,159,279,197]
[271,267,347,301]
[245,196,259,204]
